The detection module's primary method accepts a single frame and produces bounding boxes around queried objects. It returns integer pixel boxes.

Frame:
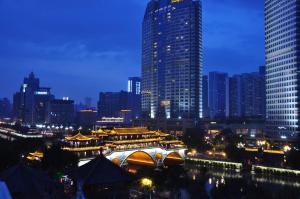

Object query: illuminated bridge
[79,147,186,167]
[62,127,187,167]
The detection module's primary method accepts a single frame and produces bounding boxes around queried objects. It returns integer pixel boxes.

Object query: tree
[183,128,212,151]
[42,144,78,175]
[286,149,300,169]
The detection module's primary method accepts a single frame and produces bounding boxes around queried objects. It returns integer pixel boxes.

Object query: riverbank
[186,156,300,178]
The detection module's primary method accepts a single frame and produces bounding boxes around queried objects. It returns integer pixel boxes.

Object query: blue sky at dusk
[0,0,264,104]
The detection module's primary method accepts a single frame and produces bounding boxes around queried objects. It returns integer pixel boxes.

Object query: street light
[140,178,153,199]
[141,178,153,188]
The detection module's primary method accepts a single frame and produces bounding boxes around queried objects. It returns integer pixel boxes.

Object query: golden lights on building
[63,127,185,159]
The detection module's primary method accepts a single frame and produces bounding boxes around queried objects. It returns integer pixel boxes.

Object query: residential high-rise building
[229,75,241,118]
[229,67,266,119]
[128,77,141,119]
[265,0,300,138]
[240,72,265,118]
[208,72,228,119]
[202,75,209,118]
[141,0,202,120]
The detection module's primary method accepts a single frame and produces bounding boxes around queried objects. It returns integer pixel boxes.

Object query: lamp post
[140,178,153,199]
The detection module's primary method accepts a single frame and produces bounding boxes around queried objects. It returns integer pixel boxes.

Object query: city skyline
[0,0,264,103]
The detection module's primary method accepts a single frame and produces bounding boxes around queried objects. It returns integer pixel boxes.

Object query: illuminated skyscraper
[265,0,300,138]
[141,0,202,119]
[128,77,141,119]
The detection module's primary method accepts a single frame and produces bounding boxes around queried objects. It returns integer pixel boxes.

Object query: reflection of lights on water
[209,178,212,185]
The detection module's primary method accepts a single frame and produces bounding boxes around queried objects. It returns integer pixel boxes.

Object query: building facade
[13,73,55,124]
[46,99,75,126]
[128,77,141,119]
[141,0,202,120]
[202,75,209,118]
[265,0,300,138]
[229,67,265,119]
[208,72,228,119]
[98,91,129,119]
[0,98,11,118]
[33,88,54,124]
[240,72,265,118]
[229,75,241,118]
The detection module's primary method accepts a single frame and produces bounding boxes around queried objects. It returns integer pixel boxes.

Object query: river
[130,163,300,199]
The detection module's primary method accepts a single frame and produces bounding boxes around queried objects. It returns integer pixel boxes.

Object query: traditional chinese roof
[26,151,44,161]
[159,140,184,145]
[110,127,155,135]
[109,138,162,145]
[91,129,108,137]
[65,133,97,141]
[155,131,170,137]
[63,146,107,152]
[29,151,43,158]
[69,155,135,185]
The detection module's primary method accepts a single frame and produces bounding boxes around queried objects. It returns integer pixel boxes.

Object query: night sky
[0,0,264,105]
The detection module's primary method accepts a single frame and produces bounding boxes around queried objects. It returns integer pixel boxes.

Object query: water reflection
[128,163,300,199]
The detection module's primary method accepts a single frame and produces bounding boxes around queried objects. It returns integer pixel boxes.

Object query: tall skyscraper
[208,72,228,119]
[21,72,40,124]
[13,72,55,124]
[141,0,202,120]
[265,0,300,138]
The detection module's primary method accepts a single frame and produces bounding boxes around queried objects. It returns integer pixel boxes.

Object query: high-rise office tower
[208,72,228,119]
[141,0,202,119]
[128,77,141,119]
[22,72,40,123]
[13,72,54,124]
[34,88,54,124]
[265,0,300,138]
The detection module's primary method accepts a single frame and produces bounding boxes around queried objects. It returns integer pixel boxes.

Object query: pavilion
[69,155,136,199]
